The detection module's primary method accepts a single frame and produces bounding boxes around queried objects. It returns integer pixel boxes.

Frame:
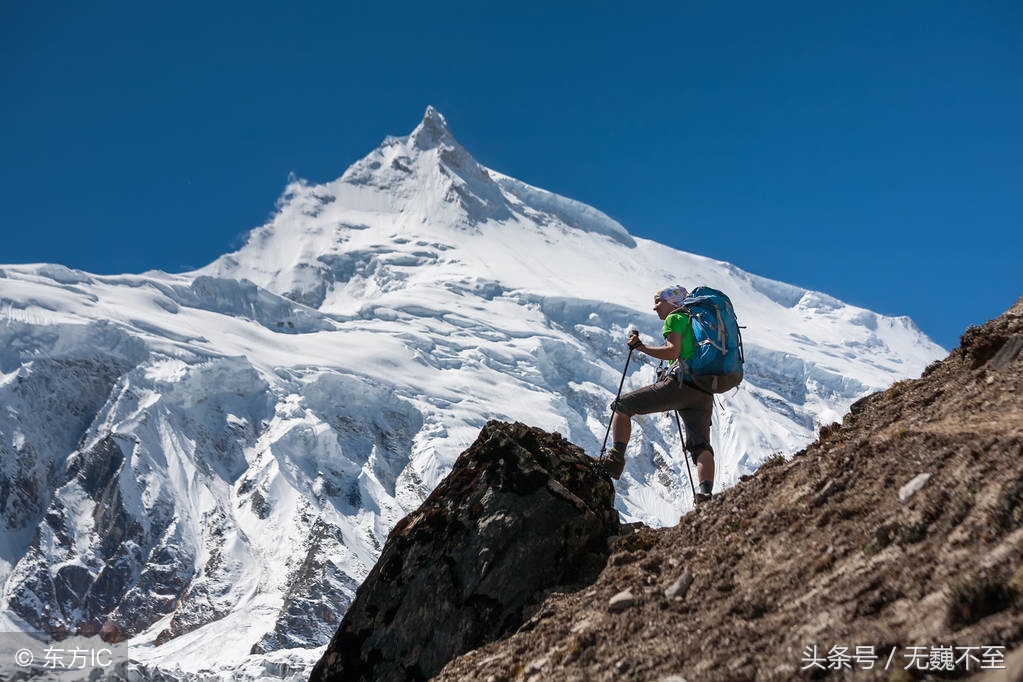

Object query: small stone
[608,589,637,612]
[665,571,694,601]
[525,656,548,674]
[899,473,931,502]
[570,617,594,633]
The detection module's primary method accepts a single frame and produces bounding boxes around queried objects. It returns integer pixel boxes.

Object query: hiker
[600,285,716,501]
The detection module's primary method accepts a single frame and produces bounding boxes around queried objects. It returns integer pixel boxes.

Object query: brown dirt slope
[435,297,1023,682]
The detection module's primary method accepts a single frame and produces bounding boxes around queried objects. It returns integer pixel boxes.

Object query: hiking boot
[695,481,713,503]
[597,448,625,480]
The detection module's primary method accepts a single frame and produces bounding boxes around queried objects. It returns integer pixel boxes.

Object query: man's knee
[610,398,634,416]
[688,443,714,466]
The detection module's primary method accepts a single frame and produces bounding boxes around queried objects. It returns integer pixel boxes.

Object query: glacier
[0,107,945,679]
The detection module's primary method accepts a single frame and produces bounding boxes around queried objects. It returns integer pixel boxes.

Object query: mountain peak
[410,105,456,150]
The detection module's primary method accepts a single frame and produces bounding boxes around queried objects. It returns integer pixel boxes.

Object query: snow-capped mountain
[0,107,944,678]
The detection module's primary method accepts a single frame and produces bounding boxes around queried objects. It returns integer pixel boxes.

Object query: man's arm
[629,331,682,362]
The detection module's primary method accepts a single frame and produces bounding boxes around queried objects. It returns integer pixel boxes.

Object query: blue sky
[2,2,1020,351]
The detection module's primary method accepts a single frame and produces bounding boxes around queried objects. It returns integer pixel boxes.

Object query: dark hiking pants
[612,376,714,462]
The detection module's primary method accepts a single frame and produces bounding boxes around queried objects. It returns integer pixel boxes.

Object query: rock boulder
[309,420,619,682]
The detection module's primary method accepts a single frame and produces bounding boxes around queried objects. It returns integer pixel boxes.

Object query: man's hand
[627,330,643,350]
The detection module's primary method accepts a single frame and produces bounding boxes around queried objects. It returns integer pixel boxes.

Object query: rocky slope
[432,298,1023,681]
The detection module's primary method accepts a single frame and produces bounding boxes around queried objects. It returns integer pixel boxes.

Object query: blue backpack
[677,287,744,393]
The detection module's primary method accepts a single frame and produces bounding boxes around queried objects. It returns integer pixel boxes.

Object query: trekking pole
[673,409,697,499]
[600,336,637,456]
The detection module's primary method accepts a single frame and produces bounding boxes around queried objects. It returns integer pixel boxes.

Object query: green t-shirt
[663,312,695,367]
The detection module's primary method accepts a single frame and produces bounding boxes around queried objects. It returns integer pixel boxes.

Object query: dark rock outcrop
[309,420,620,682]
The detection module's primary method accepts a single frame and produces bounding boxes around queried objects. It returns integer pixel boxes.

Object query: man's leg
[677,386,715,501]
[600,378,684,480]
[695,448,715,498]
[611,409,631,446]
[598,409,631,479]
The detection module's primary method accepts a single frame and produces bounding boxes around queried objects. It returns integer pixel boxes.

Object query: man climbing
[599,285,716,502]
